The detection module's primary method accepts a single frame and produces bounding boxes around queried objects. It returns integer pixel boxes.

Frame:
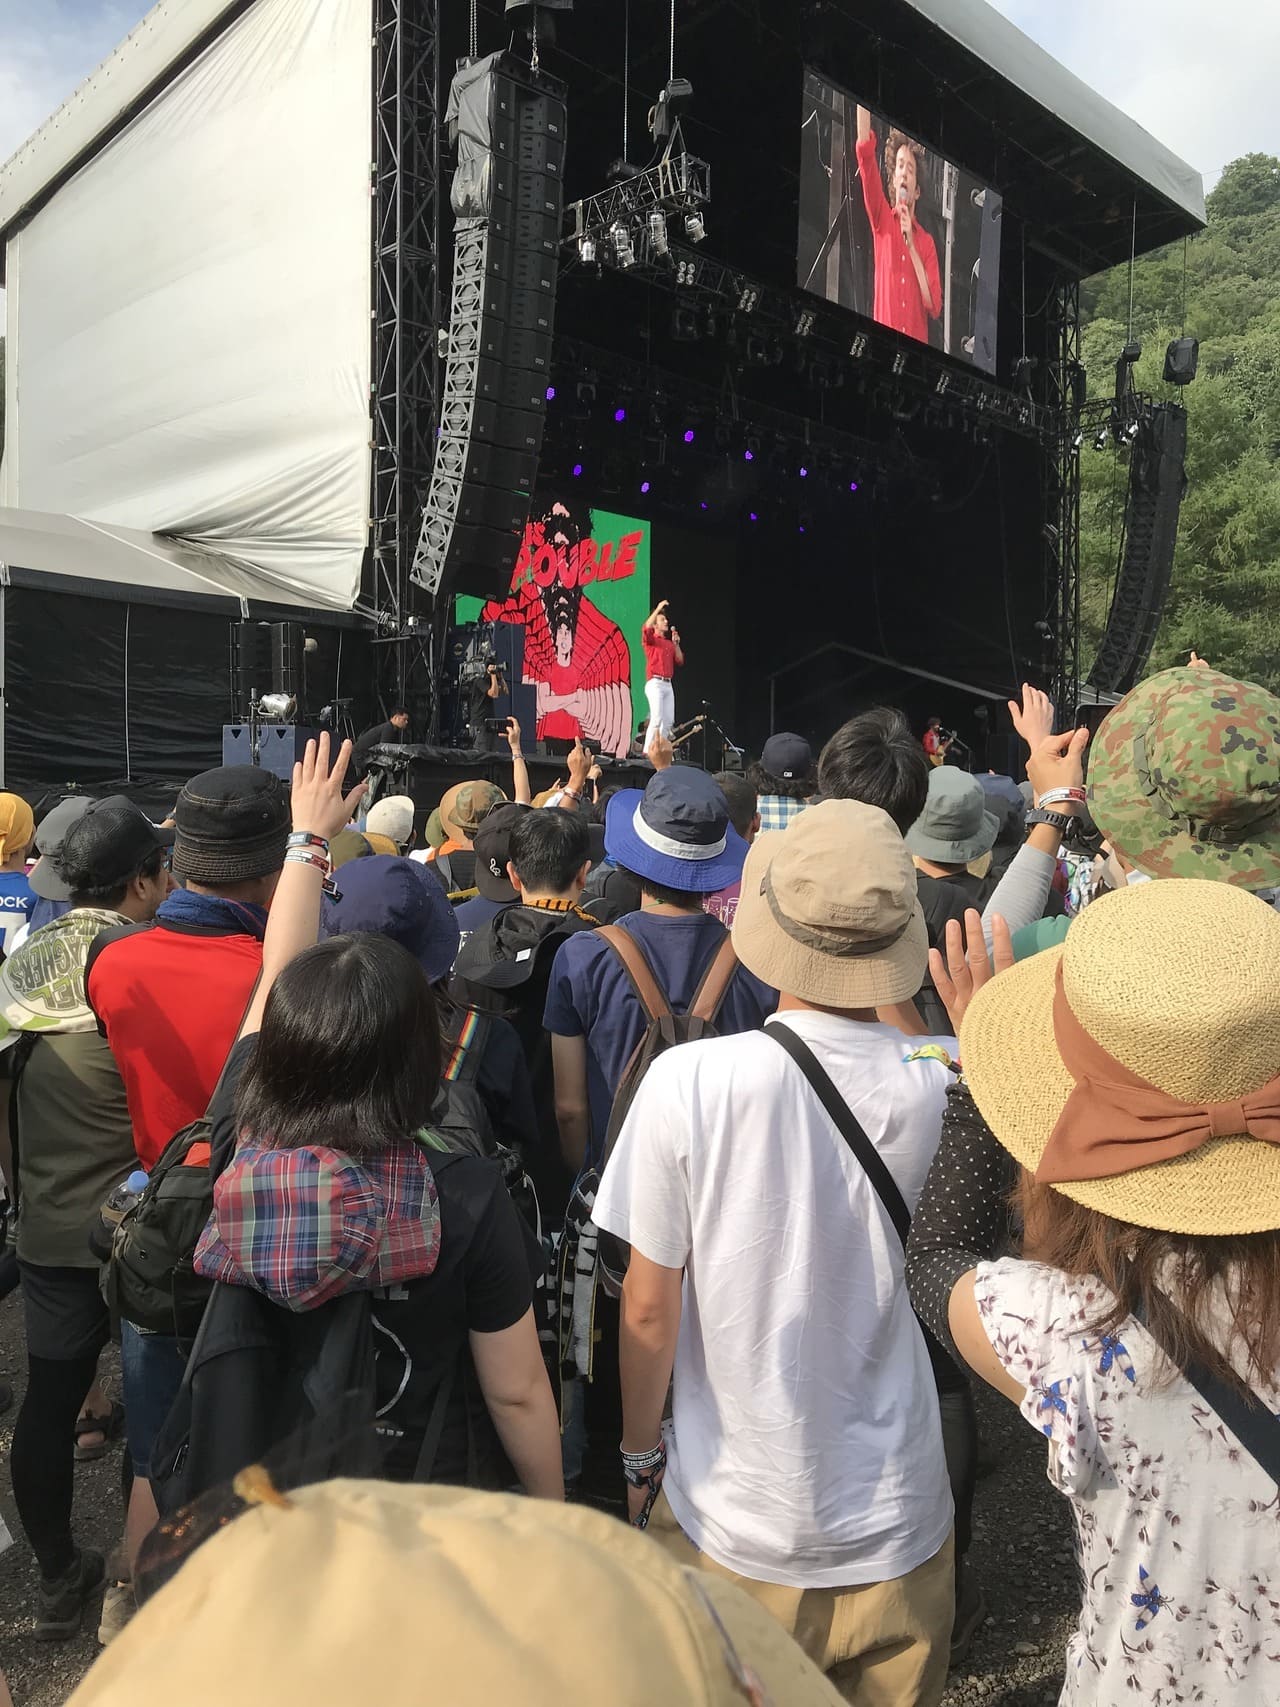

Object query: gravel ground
[0,1290,1076,1705]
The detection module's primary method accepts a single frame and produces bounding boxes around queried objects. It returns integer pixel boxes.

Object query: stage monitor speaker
[223,723,318,785]
[1087,403,1188,700]
[412,54,567,605]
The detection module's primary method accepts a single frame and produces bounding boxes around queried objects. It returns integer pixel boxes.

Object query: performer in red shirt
[922,716,952,767]
[641,598,684,757]
[854,105,941,345]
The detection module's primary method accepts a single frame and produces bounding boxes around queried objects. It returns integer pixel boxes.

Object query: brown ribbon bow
[1036,964,1280,1185]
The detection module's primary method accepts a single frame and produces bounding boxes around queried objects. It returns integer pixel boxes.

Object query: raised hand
[928,908,1015,1037]
[566,739,594,791]
[1008,682,1056,754]
[1025,725,1089,806]
[290,734,364,841]
[504,715,523,756]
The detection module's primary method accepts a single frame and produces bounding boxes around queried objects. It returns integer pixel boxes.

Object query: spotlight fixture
[614,407,627,423]
[610,220,636,269]
[682,428,696,443]
[891,352,907,377]
[640,479,652,494]
[572,461,584,477]
[685,211,705,243]
[1164,335,1199,386]
[1071,427,1084,451]
[737,283,759,313]
[675,257,700,287]
[1093,426,1110,452]
[579,234,596,265]
[794,308,816,338]
[648,209,670,257]
[545,385,556,402]
[1123,415,1141,442]
[935,373,950,396]
[849,333,869,360]
[257,693,296,722]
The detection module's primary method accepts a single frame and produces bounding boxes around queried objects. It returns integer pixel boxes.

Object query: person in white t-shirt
[593,799,956,1705]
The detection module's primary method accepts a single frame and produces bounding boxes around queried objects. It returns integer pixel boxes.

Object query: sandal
[74,1400,125,1462]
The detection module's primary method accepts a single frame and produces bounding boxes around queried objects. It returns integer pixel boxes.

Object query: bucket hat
[38,796,174,902]
[732,799,928,1006]
[440,780,508,843]
[1087,665,1280,886]
[961,879,1280,1234]
[172,767,289,886]
[68,1480,842,1707]
[321,855,460,983]
[905,767,999,865]
[604,770,746,895]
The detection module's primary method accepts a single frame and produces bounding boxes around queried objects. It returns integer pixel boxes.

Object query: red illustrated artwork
[481,498,641,758]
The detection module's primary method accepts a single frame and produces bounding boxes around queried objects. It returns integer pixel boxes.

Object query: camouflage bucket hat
[1087,665,1280,886]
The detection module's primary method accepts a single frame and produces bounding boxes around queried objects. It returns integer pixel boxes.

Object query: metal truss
[1040,275,1083,713]
[412,219,486,596]
[371,0,441,704]
[564,127,711,253]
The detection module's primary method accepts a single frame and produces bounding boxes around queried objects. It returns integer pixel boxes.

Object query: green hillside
[1079,154,1280,687]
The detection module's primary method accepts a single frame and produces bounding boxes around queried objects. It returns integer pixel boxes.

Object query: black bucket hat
[172,767,290,886]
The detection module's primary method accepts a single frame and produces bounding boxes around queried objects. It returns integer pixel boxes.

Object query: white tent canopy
[0,507,354,612]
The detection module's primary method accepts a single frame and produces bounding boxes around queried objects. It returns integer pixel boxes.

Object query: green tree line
[1079,153,1280,686]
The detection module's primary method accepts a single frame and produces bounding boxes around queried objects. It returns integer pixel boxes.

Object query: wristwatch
[1026,807,1074,835]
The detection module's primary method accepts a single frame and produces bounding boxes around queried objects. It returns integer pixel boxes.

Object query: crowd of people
[1,653,1279,1706]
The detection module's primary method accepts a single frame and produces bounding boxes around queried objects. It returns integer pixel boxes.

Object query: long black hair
[235,934,443,1158]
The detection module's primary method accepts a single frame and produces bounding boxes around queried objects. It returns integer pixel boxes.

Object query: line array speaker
[1087,402,1188,699]
[412,53,568,604]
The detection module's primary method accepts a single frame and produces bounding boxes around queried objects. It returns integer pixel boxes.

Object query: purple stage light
[700,502,709,511]
[799,465,808,478]
[546,385,556,401]
[849,480,859,492]
[641,480,651,494]
[572,463,583,478]
[683,429,696,443]
[744,449,755,462]
[614,407,627,423]
[749,511,759,521]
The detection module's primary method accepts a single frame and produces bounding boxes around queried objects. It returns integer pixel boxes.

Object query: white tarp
[2,0,372,612]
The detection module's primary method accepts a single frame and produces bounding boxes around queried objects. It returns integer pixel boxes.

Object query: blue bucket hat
[604,769,747,895]
[321,855,460,982]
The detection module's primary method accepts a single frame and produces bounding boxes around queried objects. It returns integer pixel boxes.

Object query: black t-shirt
[210,1037,532,1484]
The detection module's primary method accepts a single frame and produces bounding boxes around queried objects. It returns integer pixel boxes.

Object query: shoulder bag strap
[1132,1295,1280,1486]
[596,925,671,1024]
[765,1021,912,1248]
[689,933,740,1025]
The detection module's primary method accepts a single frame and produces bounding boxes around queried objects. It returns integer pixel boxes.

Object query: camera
[481,716,510,734]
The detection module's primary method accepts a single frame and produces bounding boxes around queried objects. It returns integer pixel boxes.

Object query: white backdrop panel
[3,0,372,611]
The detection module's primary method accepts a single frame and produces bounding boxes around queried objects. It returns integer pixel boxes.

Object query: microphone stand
[697,702,744,774]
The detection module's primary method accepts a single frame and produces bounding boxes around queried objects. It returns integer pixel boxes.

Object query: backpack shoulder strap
[765,1021,912,1248]
[596,925,671,1023]
[1133,1295,1280,1486]
[689,932,739,1025]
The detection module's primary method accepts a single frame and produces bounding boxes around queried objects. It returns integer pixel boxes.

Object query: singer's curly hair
[884,128,926,185]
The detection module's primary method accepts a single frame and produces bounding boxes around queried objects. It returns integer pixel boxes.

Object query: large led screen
[798,68,1003,376]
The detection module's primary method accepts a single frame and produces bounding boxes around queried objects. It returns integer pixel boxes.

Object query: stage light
[685,211,706,243]
[257,693,297,722]
[614,407,627,423]
[737,283,759,313]
[1071,428,1084,451]
[1124,416,1141,442]
[935,373,950,396]
[1164,335,1199,386]
[749,511,759,521]
[799,465,809,478]
[683,428,696,443]
[700,501,709,511]
[610,220,636,269]
[572,462,584,477]
[744,448,755,462]
[546,385,556,401]
[849,481,859,492]
[641,480,651,494]
[1093,427,1110,452]
[892,353,907,376]
[849,333,869,360]
[648,210,670,257]
[794,308,816,338]
[579,235,596,264]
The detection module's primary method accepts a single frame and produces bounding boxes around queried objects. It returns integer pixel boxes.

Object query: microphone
[897,184,909,206]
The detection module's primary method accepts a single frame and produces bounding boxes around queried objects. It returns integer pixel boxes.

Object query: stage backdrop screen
[1,0,372,611]
[456,499,651,759]
[798,68,1003,376]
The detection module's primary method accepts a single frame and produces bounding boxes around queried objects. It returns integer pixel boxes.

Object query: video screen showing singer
[854,105,941,344]
[641,598,683,757]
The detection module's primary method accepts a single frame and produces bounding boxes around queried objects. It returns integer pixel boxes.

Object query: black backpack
[105,1106,216,1344]
[591,924,739,1295]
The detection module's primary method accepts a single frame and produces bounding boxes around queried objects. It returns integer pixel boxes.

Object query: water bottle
[90,1168,149,1262]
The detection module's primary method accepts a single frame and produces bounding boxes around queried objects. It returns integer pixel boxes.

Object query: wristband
[288,831,330,852]
[1035,788,1085,809]
[284,849,330,874]
[621,1440,666,1476]
[562,787,581,802]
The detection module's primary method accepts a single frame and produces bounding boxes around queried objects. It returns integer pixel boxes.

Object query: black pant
[11,1350,103,1578]
[937,1382,978,1562]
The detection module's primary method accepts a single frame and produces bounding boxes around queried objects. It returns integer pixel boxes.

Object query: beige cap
[68,1480,842,1707]
[365,794,416,846]
[732,799,928,1007]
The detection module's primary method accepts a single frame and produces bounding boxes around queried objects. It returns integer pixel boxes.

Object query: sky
[0,0,1277,197]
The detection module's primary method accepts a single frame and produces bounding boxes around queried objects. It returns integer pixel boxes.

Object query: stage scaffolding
[1042,275,1083,718]
[371,0,442,709]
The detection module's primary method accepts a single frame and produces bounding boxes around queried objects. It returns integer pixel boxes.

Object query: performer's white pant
[644,677,675,752]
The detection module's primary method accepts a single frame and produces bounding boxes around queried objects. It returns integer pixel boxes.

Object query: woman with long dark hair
[908,880,1280,1704]
[196,736,562,1499]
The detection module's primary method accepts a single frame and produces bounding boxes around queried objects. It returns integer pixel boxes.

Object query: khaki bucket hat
[67,1480,842,1707]
[961,879,1280,1234]
[732,799,928,1007]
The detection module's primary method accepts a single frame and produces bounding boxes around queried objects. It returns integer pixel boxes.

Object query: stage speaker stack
[229,620,306,718]
[412,52,568,605]
[1087,402,1188,699]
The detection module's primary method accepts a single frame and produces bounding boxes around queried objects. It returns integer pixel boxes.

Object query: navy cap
[760,733,813,783]
[321,855,461,983]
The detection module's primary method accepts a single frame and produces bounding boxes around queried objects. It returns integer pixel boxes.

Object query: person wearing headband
[908,879,1280,1706]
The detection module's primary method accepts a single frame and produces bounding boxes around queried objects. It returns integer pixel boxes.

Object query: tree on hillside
[1078,154,1280,691]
